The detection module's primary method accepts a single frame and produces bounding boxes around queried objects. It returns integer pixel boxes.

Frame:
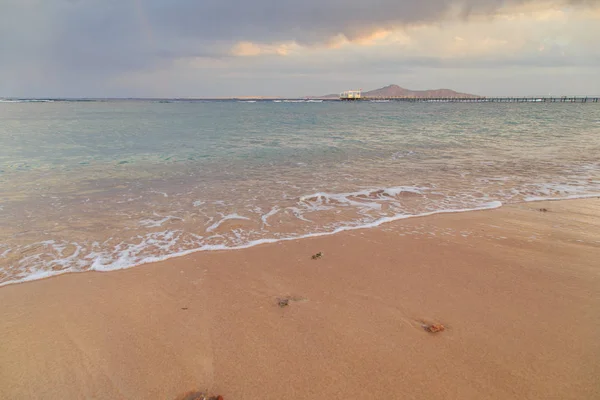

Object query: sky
[1,0,599,98]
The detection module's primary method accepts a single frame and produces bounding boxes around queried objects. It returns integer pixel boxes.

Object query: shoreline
[3,195,598,289]
[1,198,599,399]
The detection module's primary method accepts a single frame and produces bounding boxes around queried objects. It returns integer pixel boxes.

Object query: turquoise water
[1,100,600,285]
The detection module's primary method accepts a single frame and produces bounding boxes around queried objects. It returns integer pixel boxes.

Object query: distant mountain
[364,85,480,98]
[313,85,480,99]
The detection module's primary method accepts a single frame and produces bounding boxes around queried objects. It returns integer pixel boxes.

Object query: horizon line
[4,94,600,99]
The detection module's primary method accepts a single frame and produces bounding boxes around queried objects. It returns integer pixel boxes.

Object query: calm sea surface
[1,100,599,285]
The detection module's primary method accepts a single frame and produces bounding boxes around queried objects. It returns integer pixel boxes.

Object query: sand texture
[1,199,599,399]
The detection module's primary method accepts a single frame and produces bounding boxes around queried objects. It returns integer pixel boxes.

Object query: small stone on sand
[277,298,290,307]
[424,324,445,333]
[174,391,223,400]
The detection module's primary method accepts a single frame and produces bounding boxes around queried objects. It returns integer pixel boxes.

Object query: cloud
[231,41,298,57]
[140,0,599,44]
[0,0,599,96]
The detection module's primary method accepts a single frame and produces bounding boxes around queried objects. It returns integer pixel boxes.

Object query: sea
[1,99,599,286]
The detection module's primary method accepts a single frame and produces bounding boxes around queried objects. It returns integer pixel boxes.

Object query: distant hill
[365,85,480,98]
[314,85,480,99]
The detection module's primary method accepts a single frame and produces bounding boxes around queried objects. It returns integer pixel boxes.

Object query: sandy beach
[1,198,599,399]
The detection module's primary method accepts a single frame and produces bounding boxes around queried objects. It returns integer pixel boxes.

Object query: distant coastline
[2,82,600,103]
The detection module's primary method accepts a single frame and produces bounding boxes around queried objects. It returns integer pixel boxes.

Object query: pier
[356,96,599,103]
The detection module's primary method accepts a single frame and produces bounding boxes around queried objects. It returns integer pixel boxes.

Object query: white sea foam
[206,214,250,232]
[299,186,426,202]
[523,182,600,202]
[0,200,503,287]
[261,207,280,226]
[139,214,182,227]
[287,207,313,222]
[299,186,428,212]
[0,268,75,287]
[524,193,600,202]
[86,230,183,272]
[4,177,600,288]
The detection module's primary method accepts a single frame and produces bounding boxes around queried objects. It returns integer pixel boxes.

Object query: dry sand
[1,199,599,399]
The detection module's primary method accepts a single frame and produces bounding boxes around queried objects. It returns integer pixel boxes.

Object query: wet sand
[1,199,599,399]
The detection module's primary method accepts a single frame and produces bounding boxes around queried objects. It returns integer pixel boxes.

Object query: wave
[299,186,428,211]
[524,193,600,202]
[206,214,251,232]
[0,200,503,288]
[523,182,600,202]
[3,176,599,288]
[139,214,182,228]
